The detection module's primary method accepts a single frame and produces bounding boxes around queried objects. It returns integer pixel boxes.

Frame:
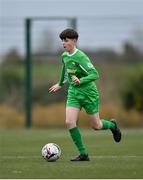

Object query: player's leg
[83,88,122,142]
[89,112,115,130]
[66,106,89,161]
[88,112,121,142]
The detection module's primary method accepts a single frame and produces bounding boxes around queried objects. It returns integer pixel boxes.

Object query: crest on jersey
[67,69,76,74]
[87,63,94,68]
[72,62,76,66]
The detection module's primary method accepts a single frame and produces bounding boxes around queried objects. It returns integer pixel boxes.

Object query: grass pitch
[0,128,143,179]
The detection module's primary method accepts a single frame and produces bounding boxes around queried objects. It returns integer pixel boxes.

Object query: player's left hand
[72,76,80,85]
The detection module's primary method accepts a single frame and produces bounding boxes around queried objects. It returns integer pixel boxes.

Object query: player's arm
[76,57,99,85]
[58,63,67,86]
[79,65,99,85]
[49,63,66,93]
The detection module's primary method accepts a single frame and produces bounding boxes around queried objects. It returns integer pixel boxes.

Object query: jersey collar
[67,48,78,57]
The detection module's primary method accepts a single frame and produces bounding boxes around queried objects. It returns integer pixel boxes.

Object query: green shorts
[66,83,99,114]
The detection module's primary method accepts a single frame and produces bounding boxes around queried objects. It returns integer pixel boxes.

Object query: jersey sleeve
[78,56,99,85]
[58,62,67,86]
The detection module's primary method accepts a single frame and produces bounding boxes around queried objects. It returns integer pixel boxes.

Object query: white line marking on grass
[1,155,142,159]
[1,155,40,159]
[12,170,22,174]
[91,155,141,159]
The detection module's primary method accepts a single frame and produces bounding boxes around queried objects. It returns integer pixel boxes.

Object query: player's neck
[67,47,78,56]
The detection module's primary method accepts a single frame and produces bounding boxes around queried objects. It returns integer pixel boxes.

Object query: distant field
[1,63,143,96]
[0,63,143,89]
[0,63,143,78]
[0,128,143,179]
[0,64,61,78]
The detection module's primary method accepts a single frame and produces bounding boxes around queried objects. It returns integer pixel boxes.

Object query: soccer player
[49,29,121,161]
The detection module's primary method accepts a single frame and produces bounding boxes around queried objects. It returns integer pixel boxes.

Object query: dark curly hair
[59,29,78,40]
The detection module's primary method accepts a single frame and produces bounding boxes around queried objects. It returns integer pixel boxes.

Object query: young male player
[49,29,121,161]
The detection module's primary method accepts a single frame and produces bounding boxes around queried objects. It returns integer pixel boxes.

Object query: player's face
[61,38,77,53]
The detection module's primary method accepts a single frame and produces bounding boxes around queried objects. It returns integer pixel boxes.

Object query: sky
[0,0,143,55]
[1,0,143,18]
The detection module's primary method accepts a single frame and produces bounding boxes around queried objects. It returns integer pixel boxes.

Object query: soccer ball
[41,143,61,162]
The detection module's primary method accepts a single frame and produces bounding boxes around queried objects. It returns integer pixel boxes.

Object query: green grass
[0,64,61,78]
[0,128,143,179]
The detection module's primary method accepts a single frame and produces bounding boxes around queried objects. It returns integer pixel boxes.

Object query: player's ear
[73,39,77,43]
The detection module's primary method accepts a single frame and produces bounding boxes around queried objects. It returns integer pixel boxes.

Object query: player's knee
[91,121,102,130]
[65,119,76,128]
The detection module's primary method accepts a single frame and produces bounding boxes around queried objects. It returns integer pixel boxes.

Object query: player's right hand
[49,84,61,93]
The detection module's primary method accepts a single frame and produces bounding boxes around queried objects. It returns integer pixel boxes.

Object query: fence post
[25,18,32,128]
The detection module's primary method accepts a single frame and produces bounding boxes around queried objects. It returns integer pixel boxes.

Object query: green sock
[101,119,115,130]
[69,127,87,155]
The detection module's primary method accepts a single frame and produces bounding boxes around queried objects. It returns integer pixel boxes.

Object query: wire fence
[0,15,143,57]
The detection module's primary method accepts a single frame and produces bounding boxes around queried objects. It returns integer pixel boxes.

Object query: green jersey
[58,49,100,114]
[58,49,99,87]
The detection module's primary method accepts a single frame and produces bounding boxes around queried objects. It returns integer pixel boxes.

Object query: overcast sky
[1,0,143,17]
[0,0,143,54]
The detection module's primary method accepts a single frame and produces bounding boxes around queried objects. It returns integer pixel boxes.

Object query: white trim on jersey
[67,48,78,56]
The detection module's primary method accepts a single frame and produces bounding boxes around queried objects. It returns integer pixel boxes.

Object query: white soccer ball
[41,143,61,162]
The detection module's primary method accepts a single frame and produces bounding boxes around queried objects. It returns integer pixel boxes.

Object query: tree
[2,48,22,64]
[122,42,142,63]
[131,27,143,53]
[121,69,143,112]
